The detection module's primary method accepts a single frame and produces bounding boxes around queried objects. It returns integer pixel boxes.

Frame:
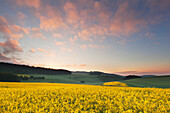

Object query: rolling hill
[0,62,124,84]
[1,62,169,88]
[0,62,71,75]
[122,75,170,88]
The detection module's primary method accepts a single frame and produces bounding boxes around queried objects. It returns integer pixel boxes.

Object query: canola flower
[103,81,128,87]
[0,82,170,113]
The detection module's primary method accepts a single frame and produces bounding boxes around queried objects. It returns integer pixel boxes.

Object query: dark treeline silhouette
[0,62,71,75]
[18,75,45,80]
[0,72,20,82]
[90,71,102,75]
[124,75,141,80]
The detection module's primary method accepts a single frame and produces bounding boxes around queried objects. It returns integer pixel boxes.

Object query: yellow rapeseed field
[0,82,169,113]
[103,81,128,87]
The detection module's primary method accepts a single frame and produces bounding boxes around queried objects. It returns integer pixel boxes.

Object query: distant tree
[0,62,72,75]
[0,72,20,82]
[124,75,141,80]
[30,76,34,79]
[90,71,102,75]
[80,81,85,83]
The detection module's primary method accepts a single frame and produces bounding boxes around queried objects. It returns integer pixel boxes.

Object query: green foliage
[0,62,71,75]
[0,72,20,82]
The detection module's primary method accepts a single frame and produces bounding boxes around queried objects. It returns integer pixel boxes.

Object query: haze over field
[0,0,170,75]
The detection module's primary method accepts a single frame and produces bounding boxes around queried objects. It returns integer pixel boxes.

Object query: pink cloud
[147,0,170,11]
[0,16,13,38]
[0,39,22,52]
[29,48,36,53]
[80,44,103,49]
[14,0,41,9]
[37,48,45,52]
[53,33,63,38]
[0,16,30,40]
[145,32,155,39]
[56,42,64,46]
[80,64,87,67]
[31,27,46,39]
[64,2,79,25]
[78,24,107,41]
[78,29,93,41]
[17,12,27,20]
[0,39,23,62]
[88,44,102,48]
[80,45,87,49]
[11,25,30,35]
[109,2,147,37]
[116,70,170,75]
[69,35,78,44]
[40,16,65,31]
[60,47,72,52]
[59,64,87,68]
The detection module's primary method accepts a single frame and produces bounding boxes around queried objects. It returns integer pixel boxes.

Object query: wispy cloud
[0,16,30,40]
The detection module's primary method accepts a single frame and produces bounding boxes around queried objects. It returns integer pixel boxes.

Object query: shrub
[80,81,85,83]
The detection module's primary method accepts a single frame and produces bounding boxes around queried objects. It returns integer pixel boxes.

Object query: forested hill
[0,62,71,75]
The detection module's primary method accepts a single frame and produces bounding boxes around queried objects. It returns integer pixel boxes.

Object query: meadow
[122,76,170,88]
[0,82,169,113]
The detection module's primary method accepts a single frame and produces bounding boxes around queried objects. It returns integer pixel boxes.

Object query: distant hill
[73,71,123,77]
[72,71,90,75]
[71,71,124,82]
[140,75,155,77]
[122,75,170,88]
[0,62,71,75]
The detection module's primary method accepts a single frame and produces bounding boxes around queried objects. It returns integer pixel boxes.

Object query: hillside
[0,72,20,82]
[21,73,124,85]
[0,62,124,84]
[1,62,169,88]
[0,62,71,75]
[122,75,170,88]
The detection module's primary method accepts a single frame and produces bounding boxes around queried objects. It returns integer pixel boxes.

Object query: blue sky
[0,0,170,75]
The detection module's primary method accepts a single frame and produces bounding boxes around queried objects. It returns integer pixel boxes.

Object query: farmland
[0,82,170,113]
[122,76,170,88]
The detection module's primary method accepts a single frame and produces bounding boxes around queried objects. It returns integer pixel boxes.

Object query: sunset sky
[0,0,170,75]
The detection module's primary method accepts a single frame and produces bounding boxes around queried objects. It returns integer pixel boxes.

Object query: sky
[0,0,170,75]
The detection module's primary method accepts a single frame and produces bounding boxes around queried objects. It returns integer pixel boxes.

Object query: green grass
[21,74,108,85]
[18,73,170,88]
[121,76,170,88]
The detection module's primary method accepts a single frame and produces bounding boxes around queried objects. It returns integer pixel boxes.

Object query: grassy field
[21,74,170,88]
[122,76,170,88]
[0,82,169,113]
[21,74,108,85]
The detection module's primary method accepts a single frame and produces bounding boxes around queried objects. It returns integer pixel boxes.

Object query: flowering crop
[103,81,128,87]
[0,82,169,113]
